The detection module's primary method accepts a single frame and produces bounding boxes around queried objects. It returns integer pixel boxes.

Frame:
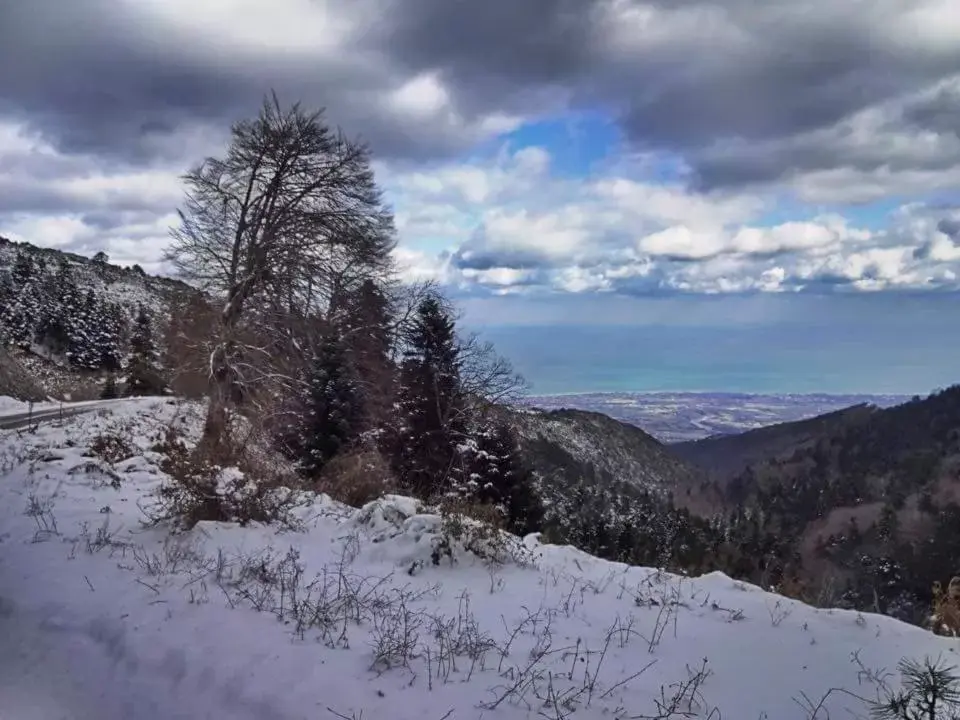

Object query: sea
[476,324,956,397]
[468,324,953,441]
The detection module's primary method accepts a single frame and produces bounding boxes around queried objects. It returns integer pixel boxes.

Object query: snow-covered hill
[507,407,698,499]
[0,236,200,401]
[0,399,956,720]
[0,236,191,317]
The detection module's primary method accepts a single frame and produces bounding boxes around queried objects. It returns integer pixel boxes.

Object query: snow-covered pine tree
[1,250,44,348]
[468,422,544,536]
[10,250,34,286]
[392,295,467,498]
[35,260,82,360]
[297,332,363,478]
[0,267,13,346]
[65,288,102,369]
[96,301,125,372]
[126,305,165,395]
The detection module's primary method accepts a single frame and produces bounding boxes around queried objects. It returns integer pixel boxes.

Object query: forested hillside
[667,388,960,627]
[0,236,192,399]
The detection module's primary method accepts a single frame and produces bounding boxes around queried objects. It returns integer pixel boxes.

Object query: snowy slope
[0,237,190,318]
[506,407,699,499]
[0,399,957,720]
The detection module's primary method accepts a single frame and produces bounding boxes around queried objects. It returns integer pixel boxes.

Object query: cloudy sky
[2,0,960,336]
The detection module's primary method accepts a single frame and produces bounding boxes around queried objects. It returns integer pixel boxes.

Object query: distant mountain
[523,387,960,629]
[670,403,877,484]
[497,404,725,572]
[522,391,910,443]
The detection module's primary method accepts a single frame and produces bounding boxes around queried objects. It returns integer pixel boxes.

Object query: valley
[523,391,911,443]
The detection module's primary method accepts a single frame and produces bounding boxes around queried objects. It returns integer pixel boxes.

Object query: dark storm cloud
[0,2,247,161]
[5,0,960,181]
[0,1,486,165]
[2,0,960,275]
[901,82,960,136]
[370,0,960,187]
[938,219,960,239]
[693,78,960,192]
[453,246,559,272]
[368,0,602,117]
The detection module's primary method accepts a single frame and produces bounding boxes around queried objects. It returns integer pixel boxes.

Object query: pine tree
[0,269,14,345]
[336,279,395,442]
[469,423,544,536]
[65,288,101,369]
[36,260,82,359]
[1,251,44,348]
[126,306,164,395]
[392,295,466,498]
[878,502,899,542]
[298,333,363,477]
[96,302,125,372]
[11,250,39,286]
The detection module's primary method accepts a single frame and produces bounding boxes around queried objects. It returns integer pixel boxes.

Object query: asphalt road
[0,401,121,431]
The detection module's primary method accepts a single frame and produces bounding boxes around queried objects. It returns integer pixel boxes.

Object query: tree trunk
[202,317,240,448]
[203,379,230,446]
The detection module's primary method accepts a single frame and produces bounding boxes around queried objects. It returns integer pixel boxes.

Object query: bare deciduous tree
[166,93,395,441]
[458,333,527,409]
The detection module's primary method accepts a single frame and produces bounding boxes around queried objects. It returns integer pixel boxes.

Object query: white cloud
[382,145,960,295]
[132,0,358,55]
[5,115,960,301]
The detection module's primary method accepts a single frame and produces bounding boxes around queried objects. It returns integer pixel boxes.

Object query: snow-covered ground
[0,398,956,719]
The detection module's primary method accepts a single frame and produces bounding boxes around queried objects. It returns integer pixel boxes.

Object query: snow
[0,396,30,414]
[1,398,957,719]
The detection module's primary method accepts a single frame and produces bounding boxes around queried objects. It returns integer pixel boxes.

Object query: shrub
[148,423,304,530]
[930,577,960,637]
[316,449,393,507]
[88,431,134,465]
[432,498,534,567]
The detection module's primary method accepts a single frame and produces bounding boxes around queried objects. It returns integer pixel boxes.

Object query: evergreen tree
[878,502,899,542]
[336,279,395,442]
[64,288,102,369]
[0,269,13,345]
[1,251,44,348]
[96,302,125,372]
[393,295,466,497]
[35,260,82,359]
[469,422,544,535]
[298,333,363,477]
[126,306,164,395]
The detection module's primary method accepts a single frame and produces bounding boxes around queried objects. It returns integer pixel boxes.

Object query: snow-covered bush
[353,495,536,571]
[148,423,305,529]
